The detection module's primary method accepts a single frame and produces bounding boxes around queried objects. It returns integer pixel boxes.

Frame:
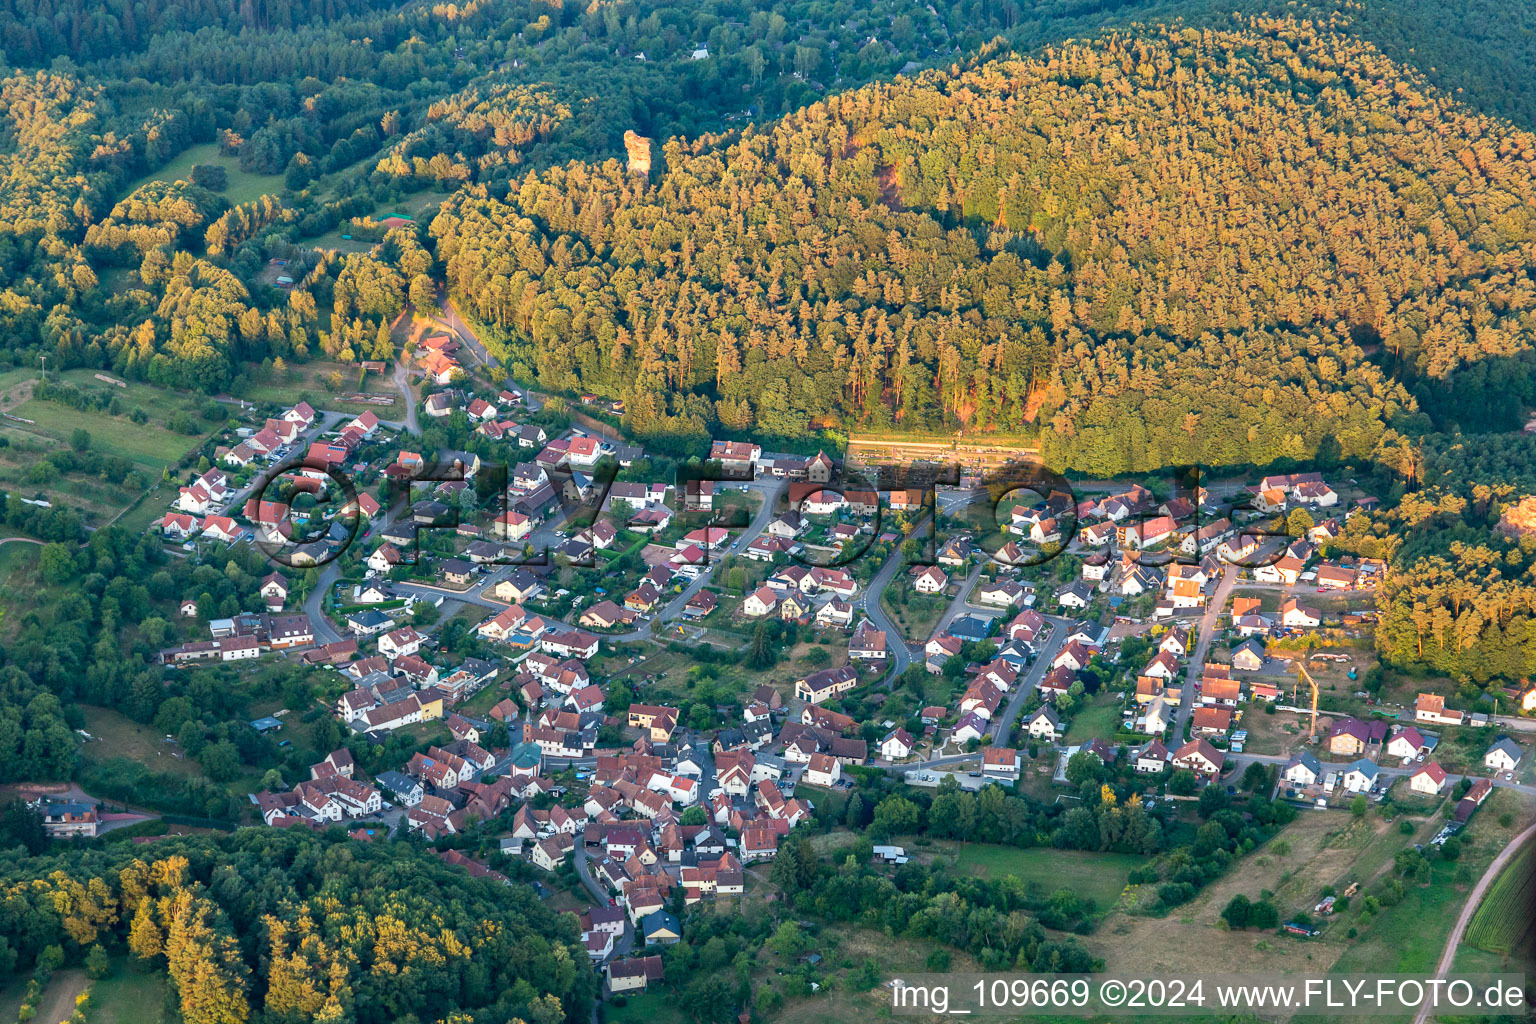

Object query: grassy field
[880,590,948,643]
[304,230,376,254]
[126,142,285,206]
[238,360,396,413]
[0,368,218,523]
[1063,696,1124,744]
[304,190,456,252]
[0,539,40,575]
[1241,705,1308,755]
[80,705,202,779]
[112,486,178,535]
[606,991,689,1024]
[0,541,42,642]
[90,963,169,1024]
[943,844,1145,914]
[8,390,204,470]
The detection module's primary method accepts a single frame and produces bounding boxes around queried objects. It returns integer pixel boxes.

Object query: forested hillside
[0,830,594,1024]
[430,19,1535,463]
[1,0,1534,452]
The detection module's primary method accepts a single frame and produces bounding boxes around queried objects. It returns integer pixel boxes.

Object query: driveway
[391,359,420,435]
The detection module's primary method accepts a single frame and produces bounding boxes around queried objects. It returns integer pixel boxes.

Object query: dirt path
[34,969,89,1024]
[1412,822,1536,1024]
[0,379,35,413]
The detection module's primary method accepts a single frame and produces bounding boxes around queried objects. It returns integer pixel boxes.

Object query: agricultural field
[1317,789,1534,979]
[126,142,284,206]
[1081,812,1387,974]
[1462,840,1536,954]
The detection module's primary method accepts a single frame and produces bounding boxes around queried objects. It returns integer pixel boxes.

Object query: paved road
[303,564,345,644]
[438,292,496,369]
[852,494,984,685]
[1413,822,1536,1024]
[572,841,635,963]
[388,477,787,644]
[644,479,785,636]
[932,561,988,637]
[989,615,1074,743]
[303,402,423,645]
[1170,563,1237,744]
[1224,749,1536,799]
[855,530,918,682]
[693,740,718,805]
[210,409,350,527]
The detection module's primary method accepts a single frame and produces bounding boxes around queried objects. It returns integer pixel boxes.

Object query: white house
[1485,737,1523,773]
[1134,739,1169,773]
[803,753,841,787]
[951,713,987,746]
[200,516,242,544]
[1341,759,1379,793]
[1280,599,1321,628]
[1385,727,1427,761]
[1282,751,1321,787]
[378,627,423,660]
[1409,763,1447,795]
[1025,705,1061,741]
[880,729,914,761]
[914,567,948,594]
[161,513,199,540]
[1056,581,1093,609]
[1137,696,1171,736]
[981,746,1021,781]
[743,587,779,618]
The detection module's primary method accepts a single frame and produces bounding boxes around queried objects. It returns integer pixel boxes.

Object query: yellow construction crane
[1293,662,1321,740]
